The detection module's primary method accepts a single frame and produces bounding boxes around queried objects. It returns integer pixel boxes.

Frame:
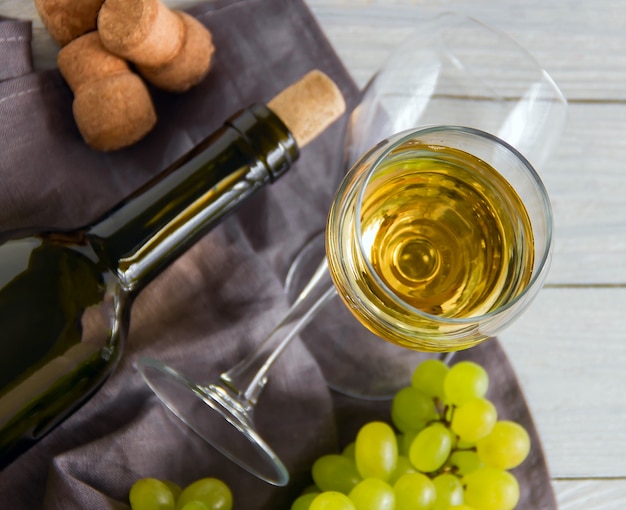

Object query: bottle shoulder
[0,229,109,286]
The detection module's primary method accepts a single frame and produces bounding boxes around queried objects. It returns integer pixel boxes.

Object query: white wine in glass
[327,126,552,352]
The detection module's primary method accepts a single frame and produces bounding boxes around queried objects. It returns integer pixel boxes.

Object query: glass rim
[353,125,554,325]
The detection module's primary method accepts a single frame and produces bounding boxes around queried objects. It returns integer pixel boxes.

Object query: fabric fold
[0,17,33,82]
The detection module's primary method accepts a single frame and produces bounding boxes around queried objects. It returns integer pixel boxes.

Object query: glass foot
[135,357,289,486]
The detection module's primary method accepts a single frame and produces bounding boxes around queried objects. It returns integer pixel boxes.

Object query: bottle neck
[87,104,298,293]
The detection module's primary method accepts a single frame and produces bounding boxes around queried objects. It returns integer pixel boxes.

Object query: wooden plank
[541,102,626,285]
[308,0,626,37]
[554,479,626,509]
[499,287,626,478]
[308,1,626,101]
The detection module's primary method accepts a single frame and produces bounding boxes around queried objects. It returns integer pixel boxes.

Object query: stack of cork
[35,0,215,151]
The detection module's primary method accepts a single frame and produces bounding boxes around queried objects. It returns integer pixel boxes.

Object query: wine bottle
[0,70,346,468]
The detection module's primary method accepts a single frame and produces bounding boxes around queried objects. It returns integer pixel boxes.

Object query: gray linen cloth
[0,1,556,508]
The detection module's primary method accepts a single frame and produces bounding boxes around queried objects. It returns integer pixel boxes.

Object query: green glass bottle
[0,104,298,467]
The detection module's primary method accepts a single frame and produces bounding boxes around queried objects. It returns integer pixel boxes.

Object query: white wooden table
[4,0,625,507]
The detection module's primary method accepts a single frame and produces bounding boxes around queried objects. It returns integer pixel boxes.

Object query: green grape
[342,442,356,461]
[393,473,436,510]
[355,422,398,481]
[476,420,531,470]
[388,456,416,485]
[292,493,319,510]
[309,492,356,510]
[463,467,520,510]
[129,478,175,510]
[312,454,362,494]
[443,361,489,406]
[391,387,437,433]
[432,473,464,510]
[411,359,449,400]
[348,478,395,510]
[447,450,484,476]
[450,397,497,443]
[449,506,477,510]
[180,503,209,510]
[176,478,232,510]
[397,431,418,457]
[163,481,182,502]
[408,423,453,473]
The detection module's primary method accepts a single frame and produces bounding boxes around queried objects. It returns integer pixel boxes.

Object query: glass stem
[219,257,336,408]
[439,351,456,365]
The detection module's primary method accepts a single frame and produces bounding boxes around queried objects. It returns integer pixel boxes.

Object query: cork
[137,12,215,93]
[57,32,157,151]
[56,31,128,92]
[97,0,186,68]
[268,70,346,148]
[34,0,105,47]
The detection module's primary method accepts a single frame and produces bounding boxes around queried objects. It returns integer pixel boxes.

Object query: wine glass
[136,124,553,486]
[345,12,567,170]
[283,11,567,397]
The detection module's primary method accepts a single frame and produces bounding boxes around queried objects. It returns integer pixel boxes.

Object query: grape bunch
[128,476,232,510]
[291,359,531,510]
